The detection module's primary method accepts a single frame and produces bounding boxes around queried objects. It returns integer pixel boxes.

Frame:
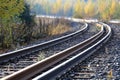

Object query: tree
[97,0,106,14]
[84,0,96,18]
[52,0,62,16]
[74,0,85,18]
[0,0,24,48]
[19,4,34,27]
[97,0,118,21]
[109,0,117,18]
[0,0,24,20]
[18,4,35,43]
[113,2,120,19]
[63,0,72,16]
[41,1,51,15]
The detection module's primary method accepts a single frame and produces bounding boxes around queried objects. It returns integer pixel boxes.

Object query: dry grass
[33,18,72,38]
[48,23,72,36]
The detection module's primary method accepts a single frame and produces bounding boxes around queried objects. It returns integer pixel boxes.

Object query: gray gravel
[57,23,120,80]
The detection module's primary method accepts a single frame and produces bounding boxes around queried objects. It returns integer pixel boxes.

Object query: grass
[48,23,72,36]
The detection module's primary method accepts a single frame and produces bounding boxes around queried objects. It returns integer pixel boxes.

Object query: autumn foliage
[74,0,120,21]
[28,0,120,21]
[1,0,120,49]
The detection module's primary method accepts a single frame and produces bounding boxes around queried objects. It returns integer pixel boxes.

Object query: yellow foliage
[74,0,81,13]
[110,0,117,16]
[63,0,72,15]
[101,10,110,21]
[0,0,24,48]
[84,0,95,18]
[97,0,107,14]
[56,0,62,9]
[52,0,62,14]
[74,0,85,18]
[41,1,51,14]
[0,0,24,20]
[97,0,118,21]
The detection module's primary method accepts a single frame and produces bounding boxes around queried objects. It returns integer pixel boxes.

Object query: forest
[28,0,120,20]
[0,0,120,51]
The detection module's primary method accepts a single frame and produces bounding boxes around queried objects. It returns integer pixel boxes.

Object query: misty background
[25,0,88,17]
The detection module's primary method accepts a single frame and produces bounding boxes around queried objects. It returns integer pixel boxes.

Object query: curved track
[0,21,88,79]
[32,22,111,80]
[1,20,111,80]
[0,23,87,64]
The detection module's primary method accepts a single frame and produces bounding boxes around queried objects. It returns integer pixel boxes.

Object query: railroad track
[0,21,90,79]
[55,23,112,80]
[0,21,111,80]
[0,22,87,64]
[32,22,111,80]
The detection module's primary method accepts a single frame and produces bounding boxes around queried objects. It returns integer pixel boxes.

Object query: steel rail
[1,23,104,80]
[0,23,87,64]
[33,23,111,80]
